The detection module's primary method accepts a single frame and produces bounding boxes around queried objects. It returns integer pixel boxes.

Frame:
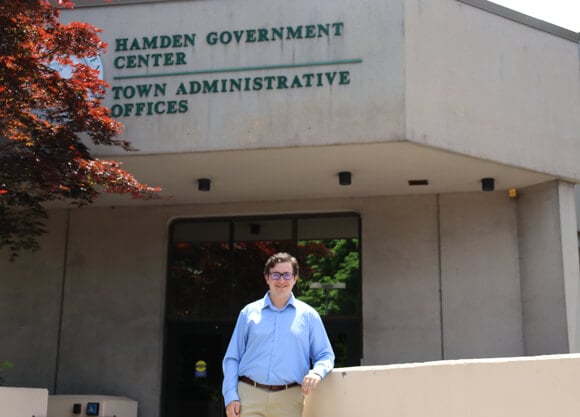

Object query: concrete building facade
[1,1,579,417]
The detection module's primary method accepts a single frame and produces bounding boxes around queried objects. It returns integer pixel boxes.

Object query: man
[222,252,335,417]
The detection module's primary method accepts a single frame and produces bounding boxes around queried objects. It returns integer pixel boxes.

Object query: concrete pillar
[517,181,580,354]
[439,192,523,359]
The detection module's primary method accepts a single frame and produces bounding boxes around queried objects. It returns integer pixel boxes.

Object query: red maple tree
[0,0,160,260]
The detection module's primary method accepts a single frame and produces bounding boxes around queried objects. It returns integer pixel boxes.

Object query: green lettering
[154,83,166,96]
[305,25,316,38]
[189,81,202,94]
[114,56,125,69]
[130,38,141,51]
[142,36,158,49]
[154,101,165,114]
[290,75,303,88]
[163,53,174,66]
[252,77,263,91]
[137,55,149,68]
[183,34,196,47]
[111,86,123,99]
[166,100,178,114]
[230,78,242,92]
[339,71,350,85]
[123,103,134,117]
[126,55,137,68]
[160,36,172,48]
[271,27,284,41]
[317,24,329,37]
[135,102,146,116]
[246,29,257,42]
[258,29,269,42]
[220,32,232,44]
[332,22,344,36]
[264,76,276,90]
[111,104,122,117]
[277,76,289,89]
[203,80,219,93]
[115,38,128,52]
[176,82,187,95]
[244,77,252,91]
[175,52,186,65]
[302,73,315,87]
[286,26,303,40]
[206,32,218,45]
[325,72,337,85]
[172,35,183,48]
[151,53,163,66]
[136,84,152,97]
[233,30,244,43]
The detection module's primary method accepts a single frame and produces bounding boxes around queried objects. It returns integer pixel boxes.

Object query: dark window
[163,213,362,417]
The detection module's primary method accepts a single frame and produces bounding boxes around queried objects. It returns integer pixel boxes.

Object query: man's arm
[222,311,247,406]
[301,310,335,395]
[309,311,335,379]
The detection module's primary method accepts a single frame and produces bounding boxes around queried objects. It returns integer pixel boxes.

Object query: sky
[491,0,580,32]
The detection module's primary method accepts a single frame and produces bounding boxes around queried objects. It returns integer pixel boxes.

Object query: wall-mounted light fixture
[250,223,261,235]
[481,177,495,192]
[408,179,429,186]
[338,171,352,186]
[198,178,211,191]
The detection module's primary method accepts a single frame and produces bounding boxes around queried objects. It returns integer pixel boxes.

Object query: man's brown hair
[264,252,299,276]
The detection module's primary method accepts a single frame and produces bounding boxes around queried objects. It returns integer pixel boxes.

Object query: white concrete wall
[439,192,524,358]
[405,0,580,180]
[63,0,580,180]
[517,181,580,354]
[0,210,68,392]
[362,195,442,364]
[63,0,405,155]
[0,191,532,417]
[54,206,167,415]
[0,387,48,417]
[303,354,580,417]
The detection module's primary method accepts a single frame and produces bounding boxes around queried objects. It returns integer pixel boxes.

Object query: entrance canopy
[91,141,556,207]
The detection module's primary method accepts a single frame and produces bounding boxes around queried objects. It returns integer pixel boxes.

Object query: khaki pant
[238,381,304,417]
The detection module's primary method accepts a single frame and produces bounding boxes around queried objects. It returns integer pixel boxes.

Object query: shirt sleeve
[222,310,248,406]
[309,310,335,379]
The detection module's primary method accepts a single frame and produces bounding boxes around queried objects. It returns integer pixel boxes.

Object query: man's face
[264,261,297,299]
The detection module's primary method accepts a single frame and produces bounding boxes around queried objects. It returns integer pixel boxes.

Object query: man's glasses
[269,272,295,280]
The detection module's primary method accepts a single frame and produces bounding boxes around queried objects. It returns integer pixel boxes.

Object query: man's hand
[301,372,322,396]
[226,400,240,417]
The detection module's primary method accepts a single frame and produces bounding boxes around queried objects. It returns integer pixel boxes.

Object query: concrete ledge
[304,354,580,417]
[0,387,48,417]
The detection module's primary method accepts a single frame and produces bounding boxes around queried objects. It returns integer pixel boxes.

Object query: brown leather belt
[239,376,299,392]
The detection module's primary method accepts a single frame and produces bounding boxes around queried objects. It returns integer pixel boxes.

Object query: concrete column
[558,182,580,352]
[0,209,69,391]
[517,181,580,354]
[361,195,441,365]
[439,192,523,359]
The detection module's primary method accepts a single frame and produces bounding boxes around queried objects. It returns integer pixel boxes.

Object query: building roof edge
[457,0,579,43]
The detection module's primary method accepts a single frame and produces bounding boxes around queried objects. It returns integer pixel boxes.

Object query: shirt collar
[263,291,296,311]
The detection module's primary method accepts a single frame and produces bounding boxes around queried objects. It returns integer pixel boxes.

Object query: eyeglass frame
[268,272,296,280]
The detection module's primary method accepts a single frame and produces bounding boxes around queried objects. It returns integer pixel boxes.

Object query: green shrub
[0,361,13,386]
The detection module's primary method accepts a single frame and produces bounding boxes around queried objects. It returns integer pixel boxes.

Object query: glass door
[162,213,361,417]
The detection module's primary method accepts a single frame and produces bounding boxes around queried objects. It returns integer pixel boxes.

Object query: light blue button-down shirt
[222,292,335,406]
